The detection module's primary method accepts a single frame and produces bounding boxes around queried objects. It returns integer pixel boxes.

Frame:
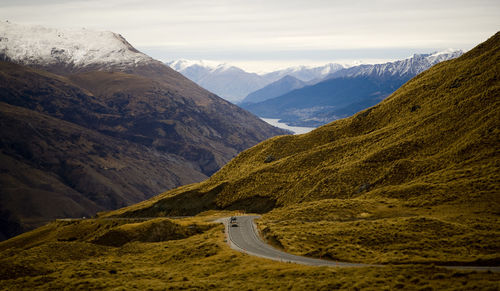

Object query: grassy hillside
[1,33,499,290]
[103,32,500,264]
[1,214,499,290]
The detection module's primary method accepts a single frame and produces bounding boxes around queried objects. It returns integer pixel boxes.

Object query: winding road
[222,215,500,272]
[222,215,374,267]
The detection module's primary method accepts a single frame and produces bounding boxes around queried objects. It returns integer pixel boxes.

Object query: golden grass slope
[99,32,500,266]
[1,33,499,290]
[1,214,499,290]
[206,32,499,209]
[107,32,499,218]
[257,199,500,264]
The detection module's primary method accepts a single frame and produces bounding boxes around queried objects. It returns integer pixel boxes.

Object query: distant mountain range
[0,21,286,239]
[325,49,463,80]
[167,60,268,103]
[262,63,345,83]
[168,51,461,117]
[241,75,307,104]
[242,50,463,126]
[167,60,345,103]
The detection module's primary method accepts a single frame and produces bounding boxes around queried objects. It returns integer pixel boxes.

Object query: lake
[261,118,316,135]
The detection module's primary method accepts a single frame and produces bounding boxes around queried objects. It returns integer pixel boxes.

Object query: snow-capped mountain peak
[0,21,154,70]
[425,49,463,64]
[211,63,242,73]
[165,49,461,103]
[167,59,240,74]
[166,60,348,102]
[326,49,463,80]
[167,59,221,71]
[261,63,345,83]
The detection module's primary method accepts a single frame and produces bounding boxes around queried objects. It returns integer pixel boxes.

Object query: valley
[169,51,462,127]
[99,30,499,273]
[0,22,287,239]
[0,3,498,289]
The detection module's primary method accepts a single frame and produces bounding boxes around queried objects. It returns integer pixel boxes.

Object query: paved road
[223,215,374,267]
[222,216,500,272]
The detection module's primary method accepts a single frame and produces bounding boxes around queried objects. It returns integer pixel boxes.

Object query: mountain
[243,50,463,127]
[166,60,220,85]
[0,95,206,239]
[0,21,155,74]
[240,75,307,104]
[167,61,345,103]
[167,60,269,103]
[0,22,287,239]
[104,32,499,265]
[261,63,345,82]
[325,49,464,80]
[0,32,498,290]
[243,75,402,127]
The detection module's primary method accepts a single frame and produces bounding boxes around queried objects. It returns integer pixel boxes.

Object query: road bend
[224,215,373,267]
[222,216,500,272]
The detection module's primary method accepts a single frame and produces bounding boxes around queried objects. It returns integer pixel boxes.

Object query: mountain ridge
[262,63,345,83]
[326,50,463,80]
[167,60,269,103]
[167,60,346,102]
[243,49,462,126]
[0,21,155,73]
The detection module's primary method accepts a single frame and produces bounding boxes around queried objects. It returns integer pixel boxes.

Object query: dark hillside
[0,55,286,239]
[0,101,206,237]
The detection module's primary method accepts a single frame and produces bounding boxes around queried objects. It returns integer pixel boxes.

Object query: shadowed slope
[0,101,207,236]
[240,75,307,104]
[0,48,286,239]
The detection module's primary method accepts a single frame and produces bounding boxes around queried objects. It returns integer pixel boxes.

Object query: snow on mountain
[167,60,269,103]
[166,50,460,104]
[425,49,463,64]
[0,21,154,70]
[326,50,463,80]
[167,59,240,74]
[167,59,221,71]
[243,49,463,127]
[166,60,346,102]
[263,63,345,83]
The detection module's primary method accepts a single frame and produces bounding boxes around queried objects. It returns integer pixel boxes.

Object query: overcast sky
[1,0,499,72]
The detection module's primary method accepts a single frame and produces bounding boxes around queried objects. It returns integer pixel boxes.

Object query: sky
[1,0,499,72]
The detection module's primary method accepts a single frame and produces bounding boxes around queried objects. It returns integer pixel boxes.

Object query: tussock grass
[99,33,500,267]
[3,33,500,289]
[108,32,499,214]
[258,199,500,264]
[1,214,499,290]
